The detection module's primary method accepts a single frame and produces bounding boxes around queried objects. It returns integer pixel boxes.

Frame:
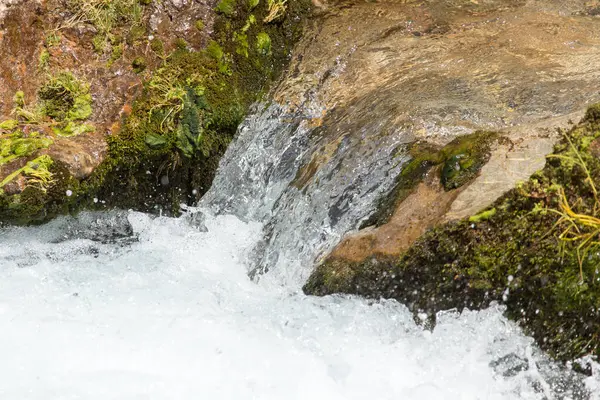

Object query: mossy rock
[75,0,312,217]
[0,0,312,225]
[361,131,499,228]
[439,131,497,190]
[305,106,600,362]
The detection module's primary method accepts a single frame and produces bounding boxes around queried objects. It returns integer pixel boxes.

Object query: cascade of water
[203,101,411,287]
[0,98,598,399]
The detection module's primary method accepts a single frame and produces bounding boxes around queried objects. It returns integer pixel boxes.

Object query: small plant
[39,72,93,123]
[146,73,187,132]
[544,133,600,282]
[264,0,287,23]
[256,32,271,55]
[45,32,61,47]
[0,155,54,192]
[64,0,147,55]
[38,49,50,70]
[131,56,147,73]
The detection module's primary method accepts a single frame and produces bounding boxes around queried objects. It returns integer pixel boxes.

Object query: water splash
[0,211,597,398]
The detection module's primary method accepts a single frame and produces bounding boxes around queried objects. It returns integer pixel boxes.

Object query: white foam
[0,212,595,399]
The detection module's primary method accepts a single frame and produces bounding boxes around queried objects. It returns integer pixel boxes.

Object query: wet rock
[305,111,600,362]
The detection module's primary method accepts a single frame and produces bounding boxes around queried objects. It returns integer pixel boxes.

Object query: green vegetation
[264,0,287,22]
[305,106,600,362]
[78,0,312,215]
[132,56,147,73]
[468,207,496,222]
[256,32,271,55]
[0,72,93,168]
[0,0,311,224]
[67,0,144,37]
[62,0,148,58]
[0,155,54,191]
[38,72,94,136]
[361,131,498,228]
[0,71,94,222]
[38,49,50,71]
[216,0,237,16]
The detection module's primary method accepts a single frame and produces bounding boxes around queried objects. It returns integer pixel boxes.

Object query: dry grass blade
[545,133,600,282]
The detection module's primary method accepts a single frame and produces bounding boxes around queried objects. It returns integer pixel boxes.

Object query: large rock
[276,0,600,363]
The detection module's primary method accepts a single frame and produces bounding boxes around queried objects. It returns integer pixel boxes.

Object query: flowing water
[1,104,599,399]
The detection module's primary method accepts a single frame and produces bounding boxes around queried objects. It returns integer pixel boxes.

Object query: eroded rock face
[273,0,600,265]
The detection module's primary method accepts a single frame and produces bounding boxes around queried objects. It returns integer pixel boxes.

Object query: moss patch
[361,131,499,228]
[305,107,600,362]
[77,0,312,215]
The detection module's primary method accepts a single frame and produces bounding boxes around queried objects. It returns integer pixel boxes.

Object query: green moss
[234,31,249,57]
[206,40,224,61]
[132,56,147,73]
[109,42,124,64]
[0,158,82,225]
[67,0,146,37]
[305,111,600,362]
[38,49,50,70]
[195,19,205,31]
[248,0,260,9]
[468,207,496,222]
[39,72,93,123]
[150,38,164,55]
[126,25,146,45]
[361,132,499,228]
[45,32,61,47]
[0,120,19,131]
[174,38,188,50]
[79,0,312,217]
[583,102,600,125]
[439,131,497,190]
[256,32,271,55]
[0,0,312,224]
[216,0,237,16]
[0,135,53,166]
[0,155,54,190]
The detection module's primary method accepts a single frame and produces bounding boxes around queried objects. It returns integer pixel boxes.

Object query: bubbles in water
[0,212,596,399]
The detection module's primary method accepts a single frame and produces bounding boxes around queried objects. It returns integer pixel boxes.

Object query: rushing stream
[1,104,599,399]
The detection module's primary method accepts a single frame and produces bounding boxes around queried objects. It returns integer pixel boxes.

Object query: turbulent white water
[1,211,597,399]
[0,104,599,398]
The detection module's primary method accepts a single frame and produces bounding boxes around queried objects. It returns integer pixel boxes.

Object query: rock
[305,109,600,363]
[0,0,312,224]
[279,0,600,363]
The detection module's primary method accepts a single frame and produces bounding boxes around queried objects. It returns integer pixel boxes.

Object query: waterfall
[0,101,598,398]
[202,102,409,287]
